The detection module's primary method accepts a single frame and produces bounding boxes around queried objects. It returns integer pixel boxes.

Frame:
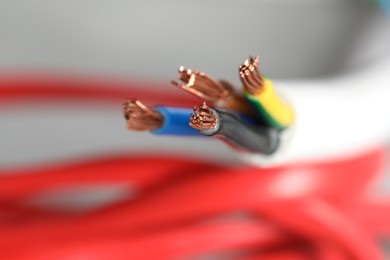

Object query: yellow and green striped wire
[243,78,295,130]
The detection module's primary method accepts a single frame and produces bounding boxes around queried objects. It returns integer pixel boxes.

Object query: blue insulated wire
[152,106,201,136]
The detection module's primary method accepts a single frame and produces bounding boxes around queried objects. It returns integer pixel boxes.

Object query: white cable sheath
[242,57,390,165]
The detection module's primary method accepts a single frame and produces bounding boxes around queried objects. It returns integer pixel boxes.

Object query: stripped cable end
[189,102,218,132]
[172,66,231,103]
[239,55,264,95]
[124,99,163,131]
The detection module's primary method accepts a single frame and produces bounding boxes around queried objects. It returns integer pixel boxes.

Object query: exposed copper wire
[172,67,231,103]
[239,55,264,95]
[189,102,218,131]
[124,99,163,131]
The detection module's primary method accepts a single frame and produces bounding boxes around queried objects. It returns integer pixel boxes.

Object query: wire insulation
[152,106,201,136]
[244,79,295,130]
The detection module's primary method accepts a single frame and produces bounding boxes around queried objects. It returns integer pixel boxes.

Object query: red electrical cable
[0,155,221,204]
[0,148,387,259]
[7,219,287,260]
[0,74,198,106]
[0,74,389,260]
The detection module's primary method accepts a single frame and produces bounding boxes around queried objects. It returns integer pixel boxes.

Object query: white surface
[0,0,378,80]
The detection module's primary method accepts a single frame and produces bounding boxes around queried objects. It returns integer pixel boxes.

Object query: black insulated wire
[199,108,280,155]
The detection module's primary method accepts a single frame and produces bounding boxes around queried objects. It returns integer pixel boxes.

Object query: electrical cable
[4,219,286,260]
[168,55,293,156]
[0,147,388,259]
[0,155,219,204]
[0,74,198,106]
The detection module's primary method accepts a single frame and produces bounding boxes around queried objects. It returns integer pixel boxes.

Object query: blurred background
[1,0,390,259]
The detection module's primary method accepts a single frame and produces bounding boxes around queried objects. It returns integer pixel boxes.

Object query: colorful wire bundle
[125,55,295,155]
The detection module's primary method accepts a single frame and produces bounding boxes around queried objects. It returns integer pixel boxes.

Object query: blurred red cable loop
[0,74,198,106]
[0,75,389,259]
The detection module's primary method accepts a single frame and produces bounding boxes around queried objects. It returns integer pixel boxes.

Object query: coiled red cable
[0,74,389,259]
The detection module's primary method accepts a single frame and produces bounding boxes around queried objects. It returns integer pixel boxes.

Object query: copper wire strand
[172,66,231,103]
[239,55,264,95]
[124,99,163,131]
[189,102,218,131]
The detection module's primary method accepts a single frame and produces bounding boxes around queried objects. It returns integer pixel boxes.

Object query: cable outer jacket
[201,108,280,155]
